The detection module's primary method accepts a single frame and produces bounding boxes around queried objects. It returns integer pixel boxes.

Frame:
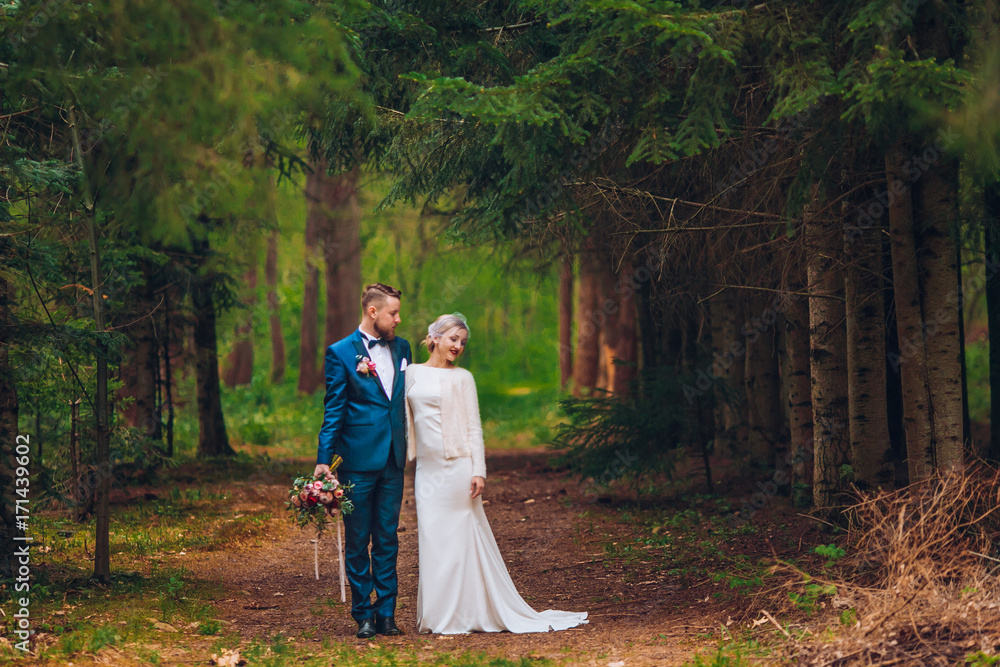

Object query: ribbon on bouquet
[311,516,347,603]
[337,518,346,603]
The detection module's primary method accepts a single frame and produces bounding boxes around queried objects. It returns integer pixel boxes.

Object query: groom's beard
[374,322,396,341]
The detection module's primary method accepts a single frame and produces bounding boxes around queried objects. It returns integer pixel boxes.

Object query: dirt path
[182,450,728,666]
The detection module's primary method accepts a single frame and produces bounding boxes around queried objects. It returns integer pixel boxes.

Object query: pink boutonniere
[356,355,377,377]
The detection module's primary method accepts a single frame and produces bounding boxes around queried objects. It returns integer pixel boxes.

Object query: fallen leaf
[523,499,535,504]
[608,661,626,667]
[152,620,178,633]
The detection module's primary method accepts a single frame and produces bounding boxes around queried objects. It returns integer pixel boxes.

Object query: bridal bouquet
[286,455,354,536]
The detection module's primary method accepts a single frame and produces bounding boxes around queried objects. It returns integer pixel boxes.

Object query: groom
[314,283,411,638]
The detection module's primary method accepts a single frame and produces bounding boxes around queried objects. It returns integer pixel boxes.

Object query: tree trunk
[636,263,657,373]
[985,182,1000,461]
[266,230,286,384]
[915,158,965,472]
[783,295,813,497]
[70,399,82,519]
[162,289,176,457]
[322,167,362,349]
[559,255,574,389]
[845,190,892,489]
[744,296,784,467]
[613,264,638,396]
[193,256,233,458]
[298,160,325,394]
[957,253,971,448]
[85,194,111,582]
[886,141,936,482]
[912,0,966,474]
[71,108,111,580]
[119,281,161,438]
[806,188,849,510]
[0,273,19,578]
[597,260,618,392]
[223,264,257,388]
[573,244,601,395]
[709,294,744,459]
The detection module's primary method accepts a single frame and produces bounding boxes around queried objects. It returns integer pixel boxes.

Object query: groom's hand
[313,463,336,481]
[470,476,485,499]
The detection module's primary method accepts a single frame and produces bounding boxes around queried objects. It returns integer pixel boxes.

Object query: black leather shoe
[356,618,376,639]
[376,616,403,636]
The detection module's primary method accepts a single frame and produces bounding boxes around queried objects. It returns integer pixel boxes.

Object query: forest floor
[8,448,835,666]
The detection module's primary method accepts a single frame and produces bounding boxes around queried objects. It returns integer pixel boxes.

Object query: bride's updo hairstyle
[422,313,469,353]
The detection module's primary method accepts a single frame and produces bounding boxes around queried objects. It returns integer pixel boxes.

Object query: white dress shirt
[359,327,395,398]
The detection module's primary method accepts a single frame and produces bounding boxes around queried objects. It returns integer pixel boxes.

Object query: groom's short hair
[362,283,402,309]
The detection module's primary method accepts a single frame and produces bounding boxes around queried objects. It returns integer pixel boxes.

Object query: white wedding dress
[408,364,589,634]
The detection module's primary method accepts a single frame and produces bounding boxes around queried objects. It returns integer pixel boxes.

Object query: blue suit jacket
[316,330,411,471]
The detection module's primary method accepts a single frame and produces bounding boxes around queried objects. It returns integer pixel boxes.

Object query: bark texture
[915,158,964,472]
[845,193,892,489]
[193,272,233,458]
[223,264,257,388]
[322,167,362,348]
[573,244,601,394]
[266,230,286,383]
[612,265,638,396]
[744,296,784,466]
[559,256,574,389]
[886,142,935,482]
[806,190,849,510]
[783,295,813,492]
[120,282,161,439]
[709,294,745,459]
[297,160,325,394]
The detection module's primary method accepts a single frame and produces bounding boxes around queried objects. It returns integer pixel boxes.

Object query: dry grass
[788,465,1000,666]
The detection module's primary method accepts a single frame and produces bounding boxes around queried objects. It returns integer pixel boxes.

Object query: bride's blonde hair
[422,313,469,353]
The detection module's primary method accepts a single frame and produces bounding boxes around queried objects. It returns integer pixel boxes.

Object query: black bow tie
[367,337,388,349]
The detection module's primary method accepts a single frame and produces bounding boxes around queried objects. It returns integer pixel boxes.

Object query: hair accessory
[427,313,471,339]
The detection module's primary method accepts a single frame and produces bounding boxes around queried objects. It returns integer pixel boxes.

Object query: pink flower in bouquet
[334,488,344,499]
[292,495,302,508]
[318,491,334,505]
[299,489,310,503]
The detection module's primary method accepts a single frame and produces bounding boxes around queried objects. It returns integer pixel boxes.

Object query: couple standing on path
[313,283,588,638]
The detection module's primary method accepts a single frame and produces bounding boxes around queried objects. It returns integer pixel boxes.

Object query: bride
[405,313,588,634]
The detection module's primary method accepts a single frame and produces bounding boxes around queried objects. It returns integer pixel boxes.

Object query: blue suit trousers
[339,452,404,622]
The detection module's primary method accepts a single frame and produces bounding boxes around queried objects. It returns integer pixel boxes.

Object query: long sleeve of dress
[463,370,487,479]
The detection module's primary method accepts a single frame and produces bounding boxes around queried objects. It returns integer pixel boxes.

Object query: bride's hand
[470,476,485,499]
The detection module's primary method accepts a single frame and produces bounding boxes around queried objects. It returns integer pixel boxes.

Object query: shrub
[549,369,703,494]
